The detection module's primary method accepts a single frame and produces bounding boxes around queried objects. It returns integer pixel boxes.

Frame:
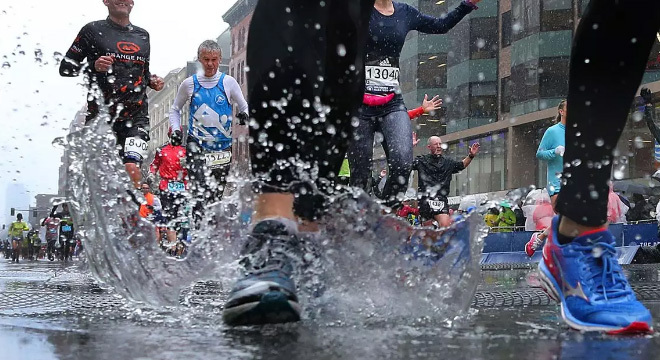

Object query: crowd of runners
[2,202,81,263]
[49,0,660,334]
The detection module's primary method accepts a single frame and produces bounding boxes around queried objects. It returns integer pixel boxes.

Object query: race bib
[124,137,149,160]
[61,224,73,232]
[365,57,400,94]
[167,181,186,193]
[204,150,232,169]
[428,200,445,212]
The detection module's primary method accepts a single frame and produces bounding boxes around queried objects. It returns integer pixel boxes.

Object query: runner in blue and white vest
[170,40,248,225]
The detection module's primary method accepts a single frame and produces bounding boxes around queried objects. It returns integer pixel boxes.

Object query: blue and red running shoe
[538,216,653,334]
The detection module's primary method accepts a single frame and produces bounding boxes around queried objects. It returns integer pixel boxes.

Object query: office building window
[512,0,540,41]
[448,21,471,65]
[470,17,498,60]
[539,57,569,98]
[501,11,512,48]
[419,0,448,17]
[470,82,497,118]
[511,60,539,103]
[501,76,512,114]
[541,0,572,32]
[447,132,507,195]
[417,53,448,89]
[239,61,244,85]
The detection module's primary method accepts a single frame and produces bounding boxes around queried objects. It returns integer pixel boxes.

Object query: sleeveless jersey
[188,73,233,151]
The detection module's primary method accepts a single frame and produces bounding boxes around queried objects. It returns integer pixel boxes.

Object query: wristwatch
[468,153,475,159]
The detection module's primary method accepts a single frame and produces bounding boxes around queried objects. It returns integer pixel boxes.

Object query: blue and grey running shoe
[223,220,302,326]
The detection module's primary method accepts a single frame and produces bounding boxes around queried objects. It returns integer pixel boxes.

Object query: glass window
[470,17,498,60]
[447,83,470,121]
[501,11,512,48]
[417,53,448,89]
[448,21,471,66]
[542,0,572,10]
[539,57,569,98]
[447,132,507,195]
[419,0,448,17]
[470,82,497,119]
[501,76,512,114]
[540,0,573,33]
[512,0,540,41]
[511,60,539,103]
[240,61,245,86]
[614,101,657,180]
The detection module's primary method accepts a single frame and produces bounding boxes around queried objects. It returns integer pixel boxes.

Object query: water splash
[60,114,483,324]
[61,113,246,306]
[301,191,485,324]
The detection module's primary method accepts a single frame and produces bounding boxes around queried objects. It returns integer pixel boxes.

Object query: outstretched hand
[422,94,443,114]
[469,142,480,156]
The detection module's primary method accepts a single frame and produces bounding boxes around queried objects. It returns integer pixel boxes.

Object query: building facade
[222,0,256,96]
[146,67,189,159]
[401,0,660,198]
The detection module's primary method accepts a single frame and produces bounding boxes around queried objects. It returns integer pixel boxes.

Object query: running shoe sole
[538,261,652,334]
[223,290,301,326]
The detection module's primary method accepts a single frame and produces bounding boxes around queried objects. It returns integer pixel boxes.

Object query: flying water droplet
[337,44,346,57]
[476,39,485,49]
[614,169,625,180]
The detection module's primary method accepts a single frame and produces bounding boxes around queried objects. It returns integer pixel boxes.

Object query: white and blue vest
[188,73,233,151]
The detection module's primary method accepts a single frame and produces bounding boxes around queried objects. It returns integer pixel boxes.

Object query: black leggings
[186,141,230,224]
[555,0,660,226]
[247,0,373,219]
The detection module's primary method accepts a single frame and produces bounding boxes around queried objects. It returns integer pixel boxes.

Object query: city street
[1,259,660,359]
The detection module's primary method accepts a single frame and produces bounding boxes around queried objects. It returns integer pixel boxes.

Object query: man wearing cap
[412,136,480,227]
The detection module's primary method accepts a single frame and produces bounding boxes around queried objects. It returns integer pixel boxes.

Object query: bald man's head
[427,136,443,155]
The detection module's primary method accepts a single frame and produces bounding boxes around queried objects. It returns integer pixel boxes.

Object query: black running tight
[246,0,373,220]
[555,0,660,226]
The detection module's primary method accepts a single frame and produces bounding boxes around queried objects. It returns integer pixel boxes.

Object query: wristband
[468,153,475,159]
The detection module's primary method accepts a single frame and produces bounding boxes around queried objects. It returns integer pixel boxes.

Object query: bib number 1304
[366,66,400,82]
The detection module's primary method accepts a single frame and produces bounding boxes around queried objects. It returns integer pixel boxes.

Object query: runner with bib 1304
[348,0,480,206]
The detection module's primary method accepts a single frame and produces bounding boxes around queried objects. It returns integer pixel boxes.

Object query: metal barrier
[483,221,660,253]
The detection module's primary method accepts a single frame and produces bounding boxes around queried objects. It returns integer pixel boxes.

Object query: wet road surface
[1,259,659,360]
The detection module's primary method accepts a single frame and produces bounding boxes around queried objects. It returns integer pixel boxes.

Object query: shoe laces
[532,233,544,249]
[575,242,632,302]
[240,229,301,276]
